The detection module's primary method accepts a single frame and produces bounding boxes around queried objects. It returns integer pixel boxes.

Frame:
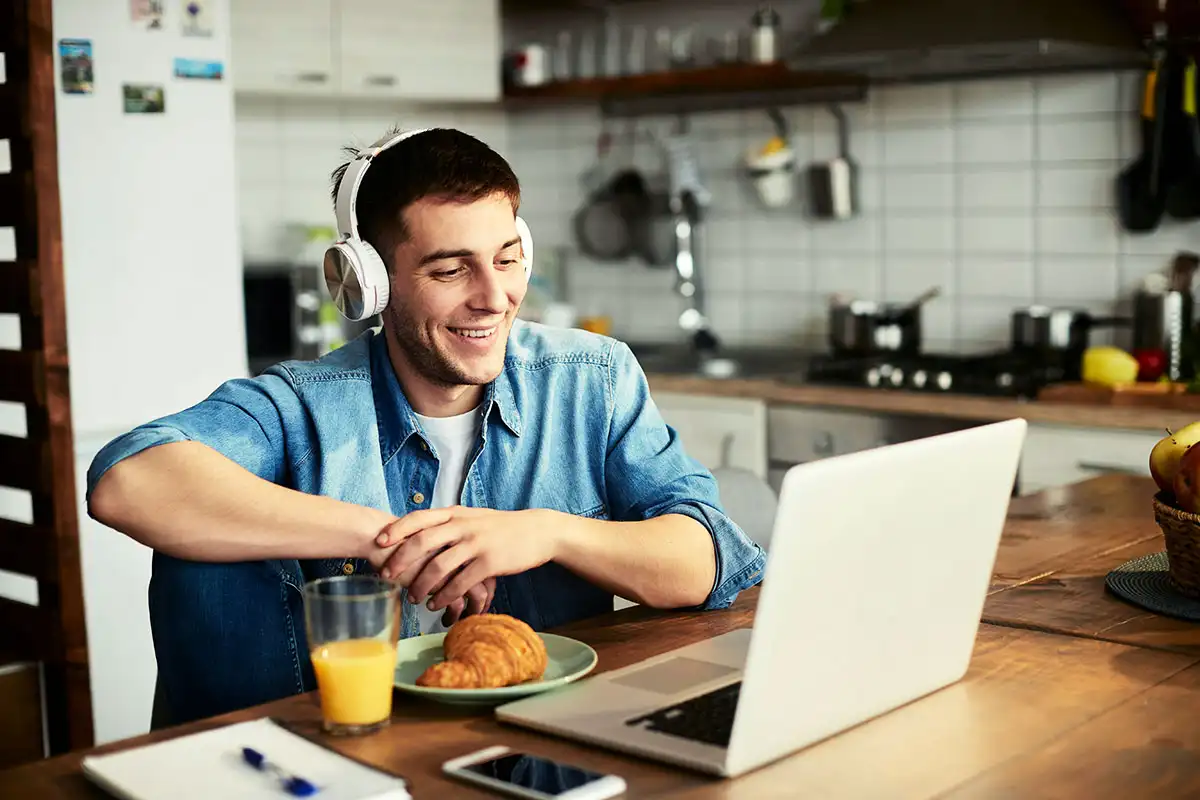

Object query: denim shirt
[87,321,765,722]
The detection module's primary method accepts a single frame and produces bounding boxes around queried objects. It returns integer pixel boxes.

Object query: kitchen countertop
[645,371,1198,432]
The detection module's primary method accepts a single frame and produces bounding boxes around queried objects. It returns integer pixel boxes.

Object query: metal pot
[828,288,940,356]
[1132,289,1194,381]
[1010,306,1130,354]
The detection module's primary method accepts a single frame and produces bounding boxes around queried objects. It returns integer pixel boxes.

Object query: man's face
[384,193,527,390]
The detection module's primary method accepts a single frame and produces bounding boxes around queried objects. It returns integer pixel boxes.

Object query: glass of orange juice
[303,575,400,735]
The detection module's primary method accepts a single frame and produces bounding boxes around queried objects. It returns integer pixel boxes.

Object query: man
[87,127,766,728]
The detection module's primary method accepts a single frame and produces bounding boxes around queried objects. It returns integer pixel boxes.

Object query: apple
[1150,421,1200,494]
[1175,443,1200,513]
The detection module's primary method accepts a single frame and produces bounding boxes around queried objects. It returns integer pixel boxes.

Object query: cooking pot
[1010,306,1131,354]
[828,288,940,356]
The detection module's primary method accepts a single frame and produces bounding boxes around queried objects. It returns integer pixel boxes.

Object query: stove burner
[802,349,1067,398]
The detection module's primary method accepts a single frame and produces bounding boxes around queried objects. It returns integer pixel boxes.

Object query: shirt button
[342,562,355,575]
[412,492,425,504]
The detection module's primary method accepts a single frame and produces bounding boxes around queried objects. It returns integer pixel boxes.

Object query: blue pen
[241,746,320,797]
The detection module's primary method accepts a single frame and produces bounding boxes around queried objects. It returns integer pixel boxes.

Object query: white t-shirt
[411,405,481,635]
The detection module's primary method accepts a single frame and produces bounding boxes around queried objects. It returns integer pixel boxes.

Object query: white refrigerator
[0,0,248,746]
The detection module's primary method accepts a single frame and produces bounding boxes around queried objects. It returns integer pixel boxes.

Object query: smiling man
[86,128,765,728]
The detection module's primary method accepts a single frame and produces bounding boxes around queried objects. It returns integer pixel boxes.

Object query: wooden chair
[0,0,95,760]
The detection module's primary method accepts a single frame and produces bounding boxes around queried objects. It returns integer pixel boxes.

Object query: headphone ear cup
[516,215,533,280]
[355,239,390,318]
[323,238,390,322]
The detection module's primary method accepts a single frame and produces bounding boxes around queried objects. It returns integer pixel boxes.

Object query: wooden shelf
[503,62,868,116]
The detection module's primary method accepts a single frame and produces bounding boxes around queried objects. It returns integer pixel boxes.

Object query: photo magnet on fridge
[174,58,223,80]
[130,0,164,30]
[58,39,94,95]
[123,84,165,113]
[181,0,213,37]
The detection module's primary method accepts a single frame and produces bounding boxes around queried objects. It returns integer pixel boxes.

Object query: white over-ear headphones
[324,128,534,322]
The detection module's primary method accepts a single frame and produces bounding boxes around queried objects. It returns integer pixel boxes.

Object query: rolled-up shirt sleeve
[85,371,303,505]
[601,340,766,609]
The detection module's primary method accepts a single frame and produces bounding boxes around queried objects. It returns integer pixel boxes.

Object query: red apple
[1150,421,1200,494]
[1175,443,1200,512]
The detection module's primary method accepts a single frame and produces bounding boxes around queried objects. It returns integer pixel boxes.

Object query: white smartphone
[442,745,627,800]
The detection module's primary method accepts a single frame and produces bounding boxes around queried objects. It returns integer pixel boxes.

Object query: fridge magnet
[58,39,94,95]
[181,0,213,37]
[123,83,165,113]
[130,0,164,30]
[174,57,223,80]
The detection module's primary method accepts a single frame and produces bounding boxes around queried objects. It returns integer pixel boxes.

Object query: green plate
[393,632,598,706]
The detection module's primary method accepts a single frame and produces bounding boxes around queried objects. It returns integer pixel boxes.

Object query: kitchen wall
[235,1,1200,356]
[235,98,509,264]
[507,74,1200,352]
[499,0,1200,353]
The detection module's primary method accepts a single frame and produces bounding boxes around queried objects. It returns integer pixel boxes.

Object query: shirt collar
[369,331,522,464]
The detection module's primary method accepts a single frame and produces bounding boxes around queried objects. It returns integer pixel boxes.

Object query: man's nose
[468,266,509,313]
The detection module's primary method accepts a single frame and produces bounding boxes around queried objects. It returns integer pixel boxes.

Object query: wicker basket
[1152,493,1200,599]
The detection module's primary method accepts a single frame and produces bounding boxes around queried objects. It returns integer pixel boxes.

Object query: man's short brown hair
[329,127,521,270]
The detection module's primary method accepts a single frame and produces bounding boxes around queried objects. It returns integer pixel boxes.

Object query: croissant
[416,614,548,689]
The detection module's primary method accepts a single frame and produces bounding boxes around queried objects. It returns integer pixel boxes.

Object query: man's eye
[497,259,518,267]
[433,267,464,279]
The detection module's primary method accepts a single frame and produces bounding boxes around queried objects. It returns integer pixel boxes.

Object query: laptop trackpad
[610,657,738,695]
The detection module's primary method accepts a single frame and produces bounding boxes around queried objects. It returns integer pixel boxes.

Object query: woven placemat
[1106,551,1200,623]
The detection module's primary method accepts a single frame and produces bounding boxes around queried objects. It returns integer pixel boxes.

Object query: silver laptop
[496,418,1027,778]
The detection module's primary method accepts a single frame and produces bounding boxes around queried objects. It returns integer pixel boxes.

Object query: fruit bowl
[1152,492,1200,599]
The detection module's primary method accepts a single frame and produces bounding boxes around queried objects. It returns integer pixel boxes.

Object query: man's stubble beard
[384,300,510,389]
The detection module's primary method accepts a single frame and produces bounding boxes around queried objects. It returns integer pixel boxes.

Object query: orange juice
[310,638,396,726]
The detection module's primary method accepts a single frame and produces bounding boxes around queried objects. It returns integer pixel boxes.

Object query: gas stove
[801,349,1070,399]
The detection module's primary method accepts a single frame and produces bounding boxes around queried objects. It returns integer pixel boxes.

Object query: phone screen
[460,752,609,796]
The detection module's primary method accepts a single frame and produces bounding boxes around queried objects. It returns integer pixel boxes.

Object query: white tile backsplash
[233,65,1200,352]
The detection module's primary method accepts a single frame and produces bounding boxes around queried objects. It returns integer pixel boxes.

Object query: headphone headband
[333,128,430,243]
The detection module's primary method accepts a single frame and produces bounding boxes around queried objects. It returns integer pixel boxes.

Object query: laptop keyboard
[624,681,742,748]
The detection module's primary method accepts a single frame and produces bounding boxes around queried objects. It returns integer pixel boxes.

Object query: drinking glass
[303,575,401,735]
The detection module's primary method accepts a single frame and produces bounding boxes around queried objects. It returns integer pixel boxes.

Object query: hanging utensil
[807,104,858,220]
[1117,46,1171,233]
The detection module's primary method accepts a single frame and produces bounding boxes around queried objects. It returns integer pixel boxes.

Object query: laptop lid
[723,419,1026,777]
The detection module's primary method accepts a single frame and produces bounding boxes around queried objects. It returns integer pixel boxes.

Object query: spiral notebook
[81,718,411,800]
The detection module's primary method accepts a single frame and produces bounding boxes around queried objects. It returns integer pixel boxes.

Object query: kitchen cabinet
[652,392,768,479]
[230,0,502,101]
[231,0,336,95]
[336,0,501,100]
[1018,423,1159,496]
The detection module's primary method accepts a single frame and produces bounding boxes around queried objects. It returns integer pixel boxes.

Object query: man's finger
[411,545,475,604]
[382,522,466,581]
[441,596,466,627]
[431,561,490,612]
[376,507,456,547]
[463,581,489,617]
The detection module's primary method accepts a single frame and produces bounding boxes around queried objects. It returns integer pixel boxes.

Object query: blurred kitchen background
[237,0,1195,362]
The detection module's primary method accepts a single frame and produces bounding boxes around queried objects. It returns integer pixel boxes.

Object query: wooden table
[5,475,1200,797]
[984,474,1200,656]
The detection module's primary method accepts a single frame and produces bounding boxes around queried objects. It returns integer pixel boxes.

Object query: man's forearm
[89,441,391,562]
[550,511,717,608]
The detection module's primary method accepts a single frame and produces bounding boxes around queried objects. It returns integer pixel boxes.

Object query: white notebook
[82,718,411,800]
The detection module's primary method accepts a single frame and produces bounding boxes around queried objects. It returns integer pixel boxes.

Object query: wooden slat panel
[21,0,95,754]
[0,434,48,493]
[0,262,39,315]
[0,597,46,663]
[0,518,55,583]
[0,172,23,227]
[0,83,19,137]
[0,349,43,405]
